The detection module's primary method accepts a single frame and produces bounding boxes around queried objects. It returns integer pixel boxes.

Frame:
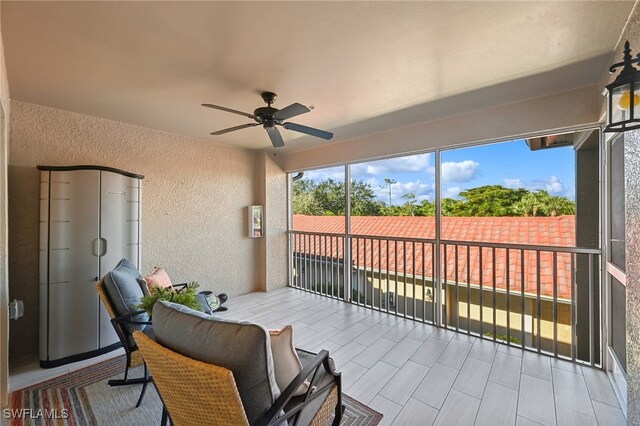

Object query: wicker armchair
[134,331,343,426]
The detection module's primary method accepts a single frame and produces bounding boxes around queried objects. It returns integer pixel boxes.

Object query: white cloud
[443,187,462,199]
[441,160,480,183]
[545,176,563,194]
[370,177,435,204]
[350,153,433,179]
[503,178,523,187]
[302,166,345,181]
[503,175,565,195]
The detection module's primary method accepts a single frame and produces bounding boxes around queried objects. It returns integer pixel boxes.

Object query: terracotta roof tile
[292,215,576,299]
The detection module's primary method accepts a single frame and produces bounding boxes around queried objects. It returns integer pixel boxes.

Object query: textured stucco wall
[253,153,288,292]
[8,100,261,360]
[279,85,600,172]
[0,10,11,408]
[626,129,640,424]
[612,3,640,422]
[263,153,288,292]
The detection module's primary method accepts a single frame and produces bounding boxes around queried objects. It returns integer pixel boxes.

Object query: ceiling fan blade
[273,103,310,120]
[266,127,285,148]
[210,123,259,135]
[282,122,333,140]
[202,103,255,119]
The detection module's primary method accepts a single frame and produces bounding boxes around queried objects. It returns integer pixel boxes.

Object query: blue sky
[302,139,575,205]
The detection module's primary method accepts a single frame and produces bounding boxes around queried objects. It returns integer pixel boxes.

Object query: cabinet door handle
[92,239,101,257]
[100,238,108,257]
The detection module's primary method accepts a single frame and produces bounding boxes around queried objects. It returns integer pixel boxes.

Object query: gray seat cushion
[152,301,280,425]
[103,258,149,332]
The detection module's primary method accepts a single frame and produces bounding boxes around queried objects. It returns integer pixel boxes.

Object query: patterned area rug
[8,355,382,426]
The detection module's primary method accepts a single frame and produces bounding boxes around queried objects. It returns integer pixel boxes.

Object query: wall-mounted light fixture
[604,41,640,133]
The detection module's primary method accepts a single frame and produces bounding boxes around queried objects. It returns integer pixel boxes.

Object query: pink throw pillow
[142,267,173,294]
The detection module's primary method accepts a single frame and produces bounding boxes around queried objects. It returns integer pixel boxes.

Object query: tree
[294,179,575,218]
[546,195,575,216]
[380,178,397,206]
[512,190,575,217]
[351,180,383,216]
[441,198,465,216]
[292,178,382,216]
[512,192,545,217]
[292,179,323,215]
[314,178,346,215]
[452,186,528,217]
[401,193,417,216]
[416,199,436,216]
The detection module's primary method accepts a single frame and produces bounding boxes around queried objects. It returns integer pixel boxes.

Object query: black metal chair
[96,279,153,407]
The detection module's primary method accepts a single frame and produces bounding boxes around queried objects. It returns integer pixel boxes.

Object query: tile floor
[9,287,626,425]
[224,287,625,426]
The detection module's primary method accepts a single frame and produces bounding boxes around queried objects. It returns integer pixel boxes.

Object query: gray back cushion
[103,258,149,331]
[153,301,280,424]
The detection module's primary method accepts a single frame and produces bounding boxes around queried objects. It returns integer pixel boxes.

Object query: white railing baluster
[286,230,601,366]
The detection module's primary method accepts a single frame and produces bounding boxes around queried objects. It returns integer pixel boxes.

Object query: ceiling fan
[202,92,333,148]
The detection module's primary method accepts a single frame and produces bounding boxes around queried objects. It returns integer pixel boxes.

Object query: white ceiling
[1,1,635,152]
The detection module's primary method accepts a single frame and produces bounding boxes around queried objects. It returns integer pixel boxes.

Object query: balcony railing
[288,230,602,366]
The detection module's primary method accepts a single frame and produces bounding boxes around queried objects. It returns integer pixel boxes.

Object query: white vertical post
[287,174,293,288]
[435,150,443,327]
[344,165,352,302]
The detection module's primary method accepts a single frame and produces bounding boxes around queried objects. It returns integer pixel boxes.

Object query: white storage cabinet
[38,165,143,367]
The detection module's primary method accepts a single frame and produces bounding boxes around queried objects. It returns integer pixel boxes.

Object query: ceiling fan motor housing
[261,91,277,105]
[254,106,279,125]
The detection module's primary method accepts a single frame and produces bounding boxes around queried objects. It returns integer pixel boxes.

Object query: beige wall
[0,9,10,409]
[263,154,288,292]
[8,100,263,360]
[280,85,600,172]
[254,153,288,292]
[621,4,640,422]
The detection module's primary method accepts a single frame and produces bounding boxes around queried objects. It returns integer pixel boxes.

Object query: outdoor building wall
[7,101,261,361]
[0,9,11,409]
[279,85,599,173]
[626,128,640,423]
[610,3,640,422]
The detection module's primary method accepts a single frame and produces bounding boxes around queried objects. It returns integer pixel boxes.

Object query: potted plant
[137,281,204,316]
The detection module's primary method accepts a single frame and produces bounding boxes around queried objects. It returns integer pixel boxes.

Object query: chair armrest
[256,349,341,426]
[112,310,153,326]
[173,283,189,292]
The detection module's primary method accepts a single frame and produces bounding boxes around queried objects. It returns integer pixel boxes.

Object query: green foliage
[293,178,382,216]
[545,194,575,216]
[511,190,576,217]
[441,198,464,216]
[351,180,383,216]
[292,178,323,215]
[417,199,436,216]
[442,185,575,217]
[307,281,369,305]
[309,281,344,298]
[293,178,575,218]
[137,281,203,316]
[484,332,522,344]
[446,186,528,217]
